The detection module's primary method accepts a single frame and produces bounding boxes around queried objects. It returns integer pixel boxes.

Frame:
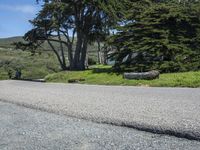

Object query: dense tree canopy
[109,0,200,73]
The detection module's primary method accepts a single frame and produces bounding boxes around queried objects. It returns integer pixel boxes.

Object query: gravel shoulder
[0,80,200,140]
[1,101,200,150]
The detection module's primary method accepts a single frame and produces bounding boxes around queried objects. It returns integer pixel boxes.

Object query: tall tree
[23,0,118,70]
[109,0,200,72]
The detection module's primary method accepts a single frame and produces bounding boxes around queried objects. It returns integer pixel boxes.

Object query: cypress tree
[110,0,200,73]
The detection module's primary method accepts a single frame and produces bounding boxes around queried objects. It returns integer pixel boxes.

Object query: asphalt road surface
[1,101,200,150]
[0,80,200,141]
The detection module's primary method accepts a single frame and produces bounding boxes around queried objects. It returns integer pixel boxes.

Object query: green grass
[45,65,200,88]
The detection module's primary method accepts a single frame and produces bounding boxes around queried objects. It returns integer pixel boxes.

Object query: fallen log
[123,70,160,80]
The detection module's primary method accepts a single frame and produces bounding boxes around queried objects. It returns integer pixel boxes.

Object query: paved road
[1,101,200,150]
[0,80,200,140]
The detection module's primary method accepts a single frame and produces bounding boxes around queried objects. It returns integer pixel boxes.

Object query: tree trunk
[97,40,101,64]
[80,37,88,70]
[68,44,74,70]
[58,31,67,69]
[71,30,83,70]
[102,45,108,65]
[70,31,88,71]
[47,40,67,70]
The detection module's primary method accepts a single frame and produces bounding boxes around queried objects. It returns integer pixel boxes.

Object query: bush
[88,57,97,65]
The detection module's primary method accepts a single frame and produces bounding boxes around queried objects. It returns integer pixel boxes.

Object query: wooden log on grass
[123,70,160,80]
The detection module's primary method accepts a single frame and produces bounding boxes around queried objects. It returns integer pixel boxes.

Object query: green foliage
[109,0,200,73]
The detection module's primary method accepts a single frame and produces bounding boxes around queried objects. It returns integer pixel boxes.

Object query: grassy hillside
[0,48,59,80]
[0,36,99,60]
[0,36,24,48]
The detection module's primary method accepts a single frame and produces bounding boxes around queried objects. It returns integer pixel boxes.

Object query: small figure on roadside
[15,69,22,79]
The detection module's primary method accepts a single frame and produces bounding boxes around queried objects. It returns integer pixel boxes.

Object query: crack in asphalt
[1,99,199,142]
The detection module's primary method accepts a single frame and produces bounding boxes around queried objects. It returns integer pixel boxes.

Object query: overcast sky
[0,0,41,38]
